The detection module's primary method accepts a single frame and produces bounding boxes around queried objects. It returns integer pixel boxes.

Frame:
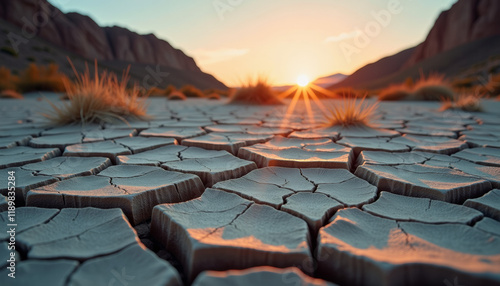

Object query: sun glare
[297,75,310,87]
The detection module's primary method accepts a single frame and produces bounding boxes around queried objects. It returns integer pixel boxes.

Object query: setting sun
[297,75,310,87]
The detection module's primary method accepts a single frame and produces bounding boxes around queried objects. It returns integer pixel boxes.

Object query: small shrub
[148,87,165,97]
[452,77,478,89]
[26,56,36,62]
[165,84,176,96]
[440,92,483,112]
[167,91,186,100]
[206,92,221,100]
[17,63,67,93]
[204,88,229,97]
[0,90,23,99]
[42,60,149,125]
[0,46,18,57]
[403,77,414,89]
[378,84,412,101]
[483,73,500,96]
[229,77,282,105]
[413,73,454,100]
[180,85,204,98]
[0,67,19,91]
[325,94,379,127]
[332,88,363,98]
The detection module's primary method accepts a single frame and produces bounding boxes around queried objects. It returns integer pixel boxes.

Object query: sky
[50,0,457,87]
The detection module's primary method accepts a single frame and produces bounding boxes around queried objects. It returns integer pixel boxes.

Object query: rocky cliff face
[405,0,500,67]
[0,0,201,72]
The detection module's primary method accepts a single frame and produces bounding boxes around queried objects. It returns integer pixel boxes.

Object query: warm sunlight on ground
[297,75,310,87]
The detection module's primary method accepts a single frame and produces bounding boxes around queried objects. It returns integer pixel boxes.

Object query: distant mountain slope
[356,35,500,90]
[0,0,226,89]
[405,0,500,67]
[329,0,500,90]
[313,73,347,88]
[330,47,415,89]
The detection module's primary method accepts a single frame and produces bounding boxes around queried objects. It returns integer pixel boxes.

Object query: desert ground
[1,93,500,286]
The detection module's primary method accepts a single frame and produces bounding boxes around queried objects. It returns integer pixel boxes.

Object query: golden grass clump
[180,85,205,98]
[0,67,19,92]
[229,77,282,105]
[326,94,379,127]
[205,92,221,100]
[378,73,455,101]
[167,91,187,100]
[378,84,413,101]
[412,73,454,100]
[483,74,500,96]
[0,90,23,99]
[147,87,166,97]
[440,92,483,112]
[43,61,149,125]
[17,63,67,93]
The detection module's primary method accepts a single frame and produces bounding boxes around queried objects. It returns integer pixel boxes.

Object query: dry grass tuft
[378,84,413,101]
[229,77,282,105]
[440,92,483,112]
[483,74,500,96]
[412,73,455,100]
[167,91,187,100]
[180,85,205,98]
[0,67,19,92]
[0,90,23,99]
[325,94,379,127]
[378,73,455,101]
[42,60,149,126]
[206,92,221,100]
[17,63,67,93]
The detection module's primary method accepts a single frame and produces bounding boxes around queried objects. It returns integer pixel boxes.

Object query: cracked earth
[0,94,500,286]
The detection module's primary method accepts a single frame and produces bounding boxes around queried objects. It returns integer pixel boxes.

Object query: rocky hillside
[331,0,500,90]
[0,0,226,89]
[405,0,500,67]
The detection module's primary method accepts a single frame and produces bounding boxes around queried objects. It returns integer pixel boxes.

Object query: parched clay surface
[151,189,313,282]
[317,208,500,286]
[26,165,204,224]
[0,207,181,286]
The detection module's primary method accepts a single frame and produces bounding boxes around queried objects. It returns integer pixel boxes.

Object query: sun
[296,74,310,87]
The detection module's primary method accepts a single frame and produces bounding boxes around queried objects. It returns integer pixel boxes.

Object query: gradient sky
[50,0,457,87]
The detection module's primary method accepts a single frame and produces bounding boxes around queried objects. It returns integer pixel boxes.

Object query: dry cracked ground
[1,93,500,286]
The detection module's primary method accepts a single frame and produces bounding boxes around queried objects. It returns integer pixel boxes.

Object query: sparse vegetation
[17,63,67,93]
[482,73,500,96]
[147,87,166,97]
[229,77,282,105]
[325,94,379,127]
[42,60,149,125]
[26,56,36,62]
[180,84,205,98]
[413,73,455,100]
[0,90,23,99]
[0,67,19,91]
[440,92,483,112]
[331,88,365,98]
[378,73,455,101]
[205,92,221,100]
[165,84,176,96]
[167,91,187,100]
[204,88,229,97]
[378,84,412,101]
[0,46,18,57]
